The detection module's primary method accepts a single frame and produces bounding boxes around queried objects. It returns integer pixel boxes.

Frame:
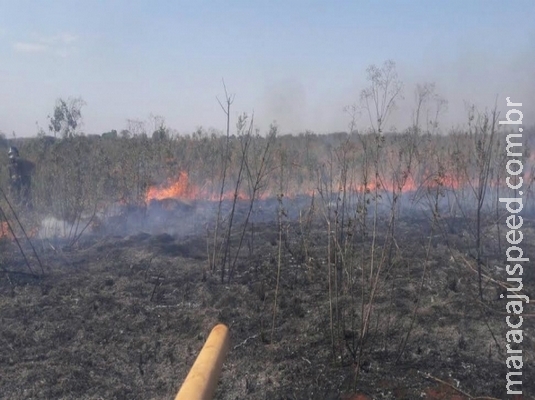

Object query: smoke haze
[0,1,533,136]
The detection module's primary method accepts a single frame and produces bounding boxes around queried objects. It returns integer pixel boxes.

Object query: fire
[0,221,12,240]
[331,173,460,196]
[146,172,193,201]
[145,171,251,203]
[145,169,475,205]
[0,221,39,240]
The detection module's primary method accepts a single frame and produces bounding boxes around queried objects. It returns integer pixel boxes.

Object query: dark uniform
[7,146,34,209]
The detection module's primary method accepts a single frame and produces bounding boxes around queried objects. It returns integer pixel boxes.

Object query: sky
[0,0,534,137]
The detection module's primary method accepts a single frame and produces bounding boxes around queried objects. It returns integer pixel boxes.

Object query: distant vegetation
[1,120,533,213]
[1,61,534,398]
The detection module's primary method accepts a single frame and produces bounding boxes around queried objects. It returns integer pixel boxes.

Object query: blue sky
[1,0,534,136]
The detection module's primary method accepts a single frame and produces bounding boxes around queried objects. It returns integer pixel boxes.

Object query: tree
[360,60,403,134]
[212,79,234,283]
[0,131,7,147]
[119,129,131,139]
[152,126,168,141]
[412,82,448,135]
[149,114,168,141]
[428,94,448,135]
[413,83,435,133]
[101,129,118,139]
[48,97,86,138]
[464,103,500,301]
[127,119,147,138]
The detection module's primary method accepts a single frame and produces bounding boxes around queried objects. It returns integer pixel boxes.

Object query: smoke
[256,36,535,135]
[425,39,535,129]
[38,216,77,240]
[260,78,307,133]
[376,35,535,132]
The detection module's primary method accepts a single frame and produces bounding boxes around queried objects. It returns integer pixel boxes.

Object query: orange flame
[145,169,471,204]
[0,221,12,240]
[145,171,250,203]
[146,172,193,201]
[0,221,37,240]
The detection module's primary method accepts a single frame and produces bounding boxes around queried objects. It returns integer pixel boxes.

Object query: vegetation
[0,61,534,399]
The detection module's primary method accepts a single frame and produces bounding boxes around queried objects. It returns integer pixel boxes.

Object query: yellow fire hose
[174,324,230,400]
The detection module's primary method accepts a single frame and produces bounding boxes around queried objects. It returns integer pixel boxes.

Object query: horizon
[1,0,534,137]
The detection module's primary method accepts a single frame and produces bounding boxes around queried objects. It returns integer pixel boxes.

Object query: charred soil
[0,207,534,400]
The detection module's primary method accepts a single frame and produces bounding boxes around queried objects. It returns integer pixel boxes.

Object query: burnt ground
[0,199,534,400]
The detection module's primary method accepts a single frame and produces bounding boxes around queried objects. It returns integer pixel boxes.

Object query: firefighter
[7,146,34,209]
